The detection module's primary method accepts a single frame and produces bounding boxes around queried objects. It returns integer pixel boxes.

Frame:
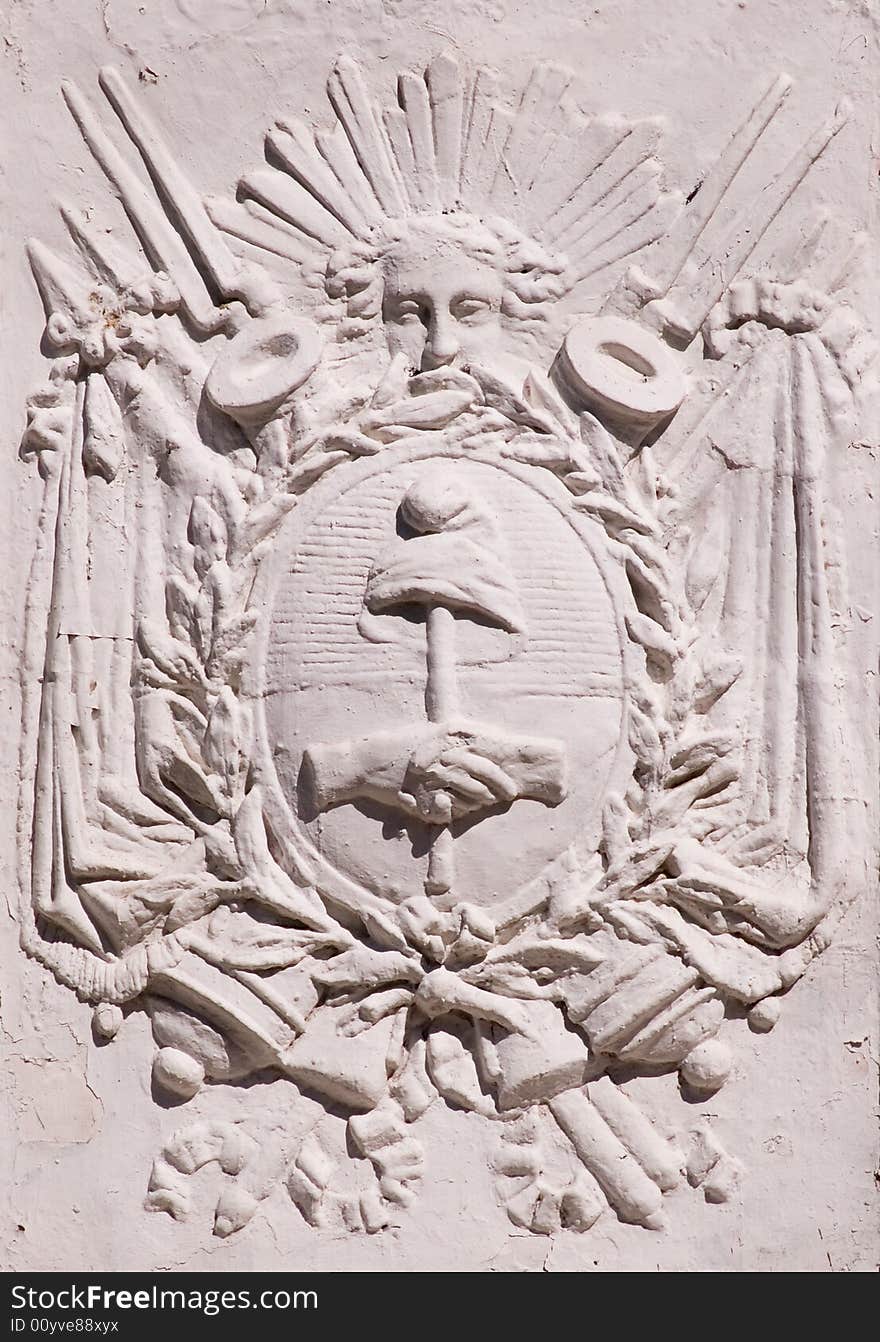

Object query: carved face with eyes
[380,220,504,373]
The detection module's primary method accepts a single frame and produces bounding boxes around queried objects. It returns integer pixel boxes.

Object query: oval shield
[258,451,625,919]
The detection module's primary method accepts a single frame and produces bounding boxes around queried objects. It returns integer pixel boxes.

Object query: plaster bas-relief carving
[10,15,877,1262]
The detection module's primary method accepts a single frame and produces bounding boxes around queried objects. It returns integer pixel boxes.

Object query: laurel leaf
[573,492,656,535]
[137,618,205,688]
[625,531,671,579]
[188,497,228,578]
[502,433,580,475]
[164,703,226,815]
[601,791,631,865]
[205,926,318,971]
[311,945,421,992]
[466,364,549,431]
[130,872,218,913]
[211,609,259,667]
[167,691,208,758]
[693,654,742,712]
[580,411,624,493]
[627,703,663,767]
[564,469,603,496]
[166,574,213,662]
[637,442,659,506]
[360,906,410,952]
[652,758,740,832]
[522,369,579,434]
[666,733,735,787]
[687,757,740,803]
[231,789,344,932]
[215,644,249,685]
[381,388,478,432]
[625,554,675,633]
[203,686,249,801]
[625,612,678,676]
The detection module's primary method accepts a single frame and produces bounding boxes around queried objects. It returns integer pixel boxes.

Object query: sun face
[380,218,505,372]
[321,210,566,383]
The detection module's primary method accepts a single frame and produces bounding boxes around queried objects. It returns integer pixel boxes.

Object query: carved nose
[422,314,460,369]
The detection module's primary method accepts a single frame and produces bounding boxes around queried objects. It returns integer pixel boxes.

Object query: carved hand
[302,718,567,823]
[399,723,522,823]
